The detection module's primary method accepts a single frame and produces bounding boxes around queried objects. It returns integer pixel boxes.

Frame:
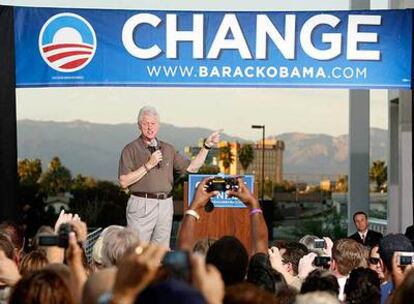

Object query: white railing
[369,218,387,235]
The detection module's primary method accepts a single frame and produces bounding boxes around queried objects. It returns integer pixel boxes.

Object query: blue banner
[187,175,254,208]
[14,7,413,89]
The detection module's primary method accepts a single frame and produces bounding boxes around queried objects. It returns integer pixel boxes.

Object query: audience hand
[191,254,224,304]
[392,251,414,288]
[111,243,168,304]
[298,252,317,280]
[323,237,333,257]
[68,219,88,243]
[54,210,80,233]
[227,178,259,209]
[0,250,21,286]
[66,232,87,303]
[190,177,219,211]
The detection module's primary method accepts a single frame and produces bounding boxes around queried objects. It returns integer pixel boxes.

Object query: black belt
[131,192,172,199]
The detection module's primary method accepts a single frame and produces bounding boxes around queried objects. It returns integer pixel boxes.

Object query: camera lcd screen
[314,239,325,249]
[399,255,413,265]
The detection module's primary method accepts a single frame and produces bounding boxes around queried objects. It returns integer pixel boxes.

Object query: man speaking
[118,106,220,247]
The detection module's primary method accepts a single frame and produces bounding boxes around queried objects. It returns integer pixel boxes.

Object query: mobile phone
[314,238,326,249]
[313,256,331,267]
[162,250,191,281]
[397,252,414,266]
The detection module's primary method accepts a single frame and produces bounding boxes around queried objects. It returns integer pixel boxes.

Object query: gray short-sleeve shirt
[118,136,190,193]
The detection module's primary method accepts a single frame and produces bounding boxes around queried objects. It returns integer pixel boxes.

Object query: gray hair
[137,106,159,124]
[101,227,140,267]
[299,235,324,256]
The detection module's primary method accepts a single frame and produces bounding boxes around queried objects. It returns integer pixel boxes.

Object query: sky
[6,0,393,140]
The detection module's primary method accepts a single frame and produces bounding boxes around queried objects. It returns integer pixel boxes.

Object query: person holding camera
[118,106,221,248]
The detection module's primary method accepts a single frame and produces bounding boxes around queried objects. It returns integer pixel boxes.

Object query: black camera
[313,256,331,267]
[38,223,73,248]
[206,176,239,192]
[162,250,191,281]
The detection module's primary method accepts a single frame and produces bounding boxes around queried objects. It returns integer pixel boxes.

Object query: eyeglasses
[368,257,381,265]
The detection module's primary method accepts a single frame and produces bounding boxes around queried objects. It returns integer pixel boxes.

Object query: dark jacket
[348,229,383,248]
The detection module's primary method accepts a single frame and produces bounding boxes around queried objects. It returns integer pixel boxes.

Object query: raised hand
[205,129,223,148]
[227,178,258,209]
[190,177,219,211]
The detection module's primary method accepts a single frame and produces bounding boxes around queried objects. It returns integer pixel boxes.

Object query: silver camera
[397,252,414,266]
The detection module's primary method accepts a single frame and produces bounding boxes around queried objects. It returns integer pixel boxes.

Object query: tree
[369,160,387,192]
[40,157,72,195]
[238,143,254,174]
[18,158,42,185]
[219,143,234,174]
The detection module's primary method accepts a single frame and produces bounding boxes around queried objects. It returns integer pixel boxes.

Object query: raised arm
[227,178,268,255]
[187,130,221,173]
[177,177,218,251]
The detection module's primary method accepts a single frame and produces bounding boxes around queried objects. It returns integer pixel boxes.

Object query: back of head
[0,221,24,253]
[379,233,413,272]
[344,267,380,304]
[31,225,54,251]
[0,234,15,260]
[82,267,117,304]
[9,268,74,304]
[206,236,248,286]
[282,242,309,275]
[101,226,140,267]
[136,278,206,304]
[19,250,49,276]
[296,291,340,304]
[246,253,288,295]
[44,263,72,289]
[224,282,278,304]
[332,238,367,276]
[300,269,339,296]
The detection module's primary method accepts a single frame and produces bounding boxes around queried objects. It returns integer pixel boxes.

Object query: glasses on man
[368,257,381,265]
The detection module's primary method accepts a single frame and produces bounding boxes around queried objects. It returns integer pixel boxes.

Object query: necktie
[361,233,365,243]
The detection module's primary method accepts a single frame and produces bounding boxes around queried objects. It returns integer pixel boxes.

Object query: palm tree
[369,160,387,192]
[219,143,234,174]
[238,143,254,174]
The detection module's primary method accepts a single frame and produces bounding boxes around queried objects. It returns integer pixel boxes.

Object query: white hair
[137,106,159,123]
[295,292,340,304]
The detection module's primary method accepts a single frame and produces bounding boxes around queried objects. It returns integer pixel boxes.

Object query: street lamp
[251,124,265,202]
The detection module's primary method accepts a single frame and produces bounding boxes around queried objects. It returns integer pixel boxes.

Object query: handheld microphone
[149,139,161,169]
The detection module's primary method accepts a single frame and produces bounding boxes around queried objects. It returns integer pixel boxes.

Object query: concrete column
[347,0,371,235]
[387,92,400,233]
[399,91,413,232]
[348,90,370,235]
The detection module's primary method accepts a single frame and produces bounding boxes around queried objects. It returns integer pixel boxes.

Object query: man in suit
[348,211,383,248]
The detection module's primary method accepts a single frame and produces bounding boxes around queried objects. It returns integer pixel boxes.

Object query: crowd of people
[1,177,414,304]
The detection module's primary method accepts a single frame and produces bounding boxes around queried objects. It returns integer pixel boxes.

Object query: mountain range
[17,120,387,182]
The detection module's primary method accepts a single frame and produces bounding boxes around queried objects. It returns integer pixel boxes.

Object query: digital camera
[206,176,239,192]
[397,252,414,266]
[38,223,73,248]
[313,256,331,267]
[314,239,326,249]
